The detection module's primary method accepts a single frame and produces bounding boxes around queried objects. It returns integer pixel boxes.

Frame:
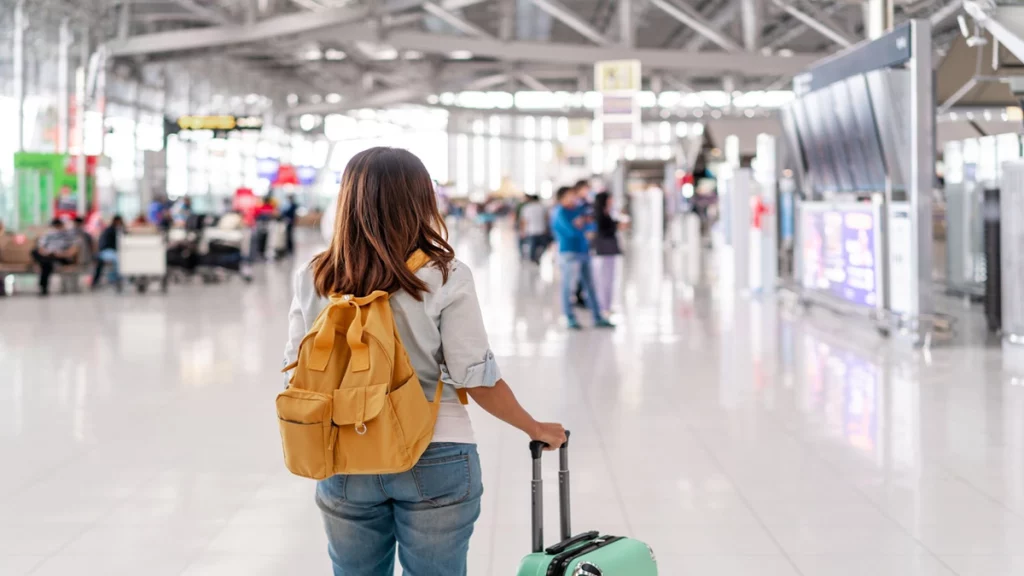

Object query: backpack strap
[309,291,389,372]
[406,249,430,273]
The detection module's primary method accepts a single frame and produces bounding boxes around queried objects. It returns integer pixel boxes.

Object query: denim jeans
[558,252,603,323]
[316,443,483,576]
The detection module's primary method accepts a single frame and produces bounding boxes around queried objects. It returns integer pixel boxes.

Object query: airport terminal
[2,0,1024,574]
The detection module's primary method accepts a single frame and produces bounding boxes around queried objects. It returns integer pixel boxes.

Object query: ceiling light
[324,49,346,61]
[449,50,473,60]
[404,50,424,60]
[778,48,793,58]
[310,94,323,104]
[326,93,342,104]
[287,93,299,106]
[299,114,317,131]
[303,48,323,61]
[427,94,440,104]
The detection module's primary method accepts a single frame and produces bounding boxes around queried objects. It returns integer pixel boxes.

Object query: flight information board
[799,203,881,308]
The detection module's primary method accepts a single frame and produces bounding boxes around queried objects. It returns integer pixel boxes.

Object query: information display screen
[800,205,880,307]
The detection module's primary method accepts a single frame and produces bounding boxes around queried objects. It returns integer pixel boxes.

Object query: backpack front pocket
[276,388,335,480]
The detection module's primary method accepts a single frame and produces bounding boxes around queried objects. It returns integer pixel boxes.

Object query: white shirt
[520,201,549,236]
[283,258,501,444]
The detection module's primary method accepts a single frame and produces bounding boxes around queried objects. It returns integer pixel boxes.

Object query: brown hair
[311,147,454,300]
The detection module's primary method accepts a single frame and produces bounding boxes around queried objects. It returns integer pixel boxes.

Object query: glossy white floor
[2,227,1024,576]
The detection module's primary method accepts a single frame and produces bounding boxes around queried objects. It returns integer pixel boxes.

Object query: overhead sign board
[173,115,264,133]
[595,60,642,94]
[595,60,641,144]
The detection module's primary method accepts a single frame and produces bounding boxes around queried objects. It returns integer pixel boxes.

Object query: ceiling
[3,0,966,115]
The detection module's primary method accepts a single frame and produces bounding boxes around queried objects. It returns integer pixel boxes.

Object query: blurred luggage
[267,220,288,259]
[517,433,658,576]
[120,232,169,293]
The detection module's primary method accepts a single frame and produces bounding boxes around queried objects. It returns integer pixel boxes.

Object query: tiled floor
[2,227,1023,575]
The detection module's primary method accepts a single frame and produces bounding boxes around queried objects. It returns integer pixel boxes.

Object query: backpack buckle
[354,422,367,435]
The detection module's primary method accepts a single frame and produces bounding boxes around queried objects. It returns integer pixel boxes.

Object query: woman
[592,192,622,316]
[283,147,566,576]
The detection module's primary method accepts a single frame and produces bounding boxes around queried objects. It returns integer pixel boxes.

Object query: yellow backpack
[277,250,458,479]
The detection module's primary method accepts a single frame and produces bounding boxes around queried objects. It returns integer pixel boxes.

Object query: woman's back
[285,257,497,444]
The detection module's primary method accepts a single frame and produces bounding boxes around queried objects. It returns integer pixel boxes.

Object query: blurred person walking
[518,194,548,264]
[592,192,622,316]
[283,147,565,576]
[92,215,124,288]
[281,193,299,255]
[571,179,593,307]
[552,186,613,330]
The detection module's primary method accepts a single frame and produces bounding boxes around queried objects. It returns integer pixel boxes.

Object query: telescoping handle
[529,430,571,554]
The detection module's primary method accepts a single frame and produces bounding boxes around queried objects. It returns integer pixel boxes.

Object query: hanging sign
[171,115,265,133]
[595,60,641,144]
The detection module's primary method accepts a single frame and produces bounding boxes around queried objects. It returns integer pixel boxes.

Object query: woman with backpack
[283,147,566,576]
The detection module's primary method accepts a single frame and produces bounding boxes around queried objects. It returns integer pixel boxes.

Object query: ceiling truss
[89,0,965,115]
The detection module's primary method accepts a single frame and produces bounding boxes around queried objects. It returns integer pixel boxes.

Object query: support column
[739,0,761,51]
[619,0,634,47]
[864,0,894,39]
[448,112,458,186]
[13,0,26,152]
[58,19,71,153]
[76,30,89,216]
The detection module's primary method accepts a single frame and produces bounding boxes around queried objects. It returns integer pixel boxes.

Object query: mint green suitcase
[517,433,658,576]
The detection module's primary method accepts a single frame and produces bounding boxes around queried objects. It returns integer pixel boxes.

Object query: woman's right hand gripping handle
[530,422,567,452]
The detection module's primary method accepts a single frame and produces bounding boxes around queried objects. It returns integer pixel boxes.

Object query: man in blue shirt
[551,186,614,330]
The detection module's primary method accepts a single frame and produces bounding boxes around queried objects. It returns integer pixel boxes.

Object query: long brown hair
[311,147,454,300]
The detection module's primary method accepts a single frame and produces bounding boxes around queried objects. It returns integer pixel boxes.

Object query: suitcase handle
[529,430,571,553]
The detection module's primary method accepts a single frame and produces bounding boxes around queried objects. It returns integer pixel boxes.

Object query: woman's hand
[529,421,567,451]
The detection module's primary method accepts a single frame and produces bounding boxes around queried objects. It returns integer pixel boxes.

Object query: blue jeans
[559,252,603,323]
[91,249,119,287]
[316,443,483,576]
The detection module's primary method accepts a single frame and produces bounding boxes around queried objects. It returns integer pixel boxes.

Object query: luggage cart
[119,233,168,294]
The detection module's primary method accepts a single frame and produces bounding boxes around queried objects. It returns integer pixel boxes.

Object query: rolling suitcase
[517,432,658,576]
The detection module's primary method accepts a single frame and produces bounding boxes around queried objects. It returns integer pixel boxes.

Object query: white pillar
[76,31,89,216]
[864,0,893,39]
[13,0,25,152]
[58,19,71,153]
[619,0,634,47]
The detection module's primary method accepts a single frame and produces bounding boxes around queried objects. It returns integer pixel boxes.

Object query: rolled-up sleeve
[438,264,501,389]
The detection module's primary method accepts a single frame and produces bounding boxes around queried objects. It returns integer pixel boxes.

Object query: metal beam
[465,73,512,89]
[530,0,611,45]
[620,0,634,47]
[341,29,821,75]
[770,0,854,48]
[423,1,493,37]
[517,72,552,91]
[681,2,738,51]
[499,0,516,40]
[763,2,844,49]
[964,2,1024,66]
[739,0,761,51]
[649,0,743,52]
[170,0,231,24]
[106,0,435,56]
[929,0,962,26]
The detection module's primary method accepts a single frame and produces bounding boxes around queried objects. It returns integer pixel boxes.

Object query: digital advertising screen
[800,205,880,308]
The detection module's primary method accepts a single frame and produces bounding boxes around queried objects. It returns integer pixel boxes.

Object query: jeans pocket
[411,453,472,508]
[315,474,348,509]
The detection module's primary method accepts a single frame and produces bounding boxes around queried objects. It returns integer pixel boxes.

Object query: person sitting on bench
[92,215,124,289]
[31,219,78,296]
